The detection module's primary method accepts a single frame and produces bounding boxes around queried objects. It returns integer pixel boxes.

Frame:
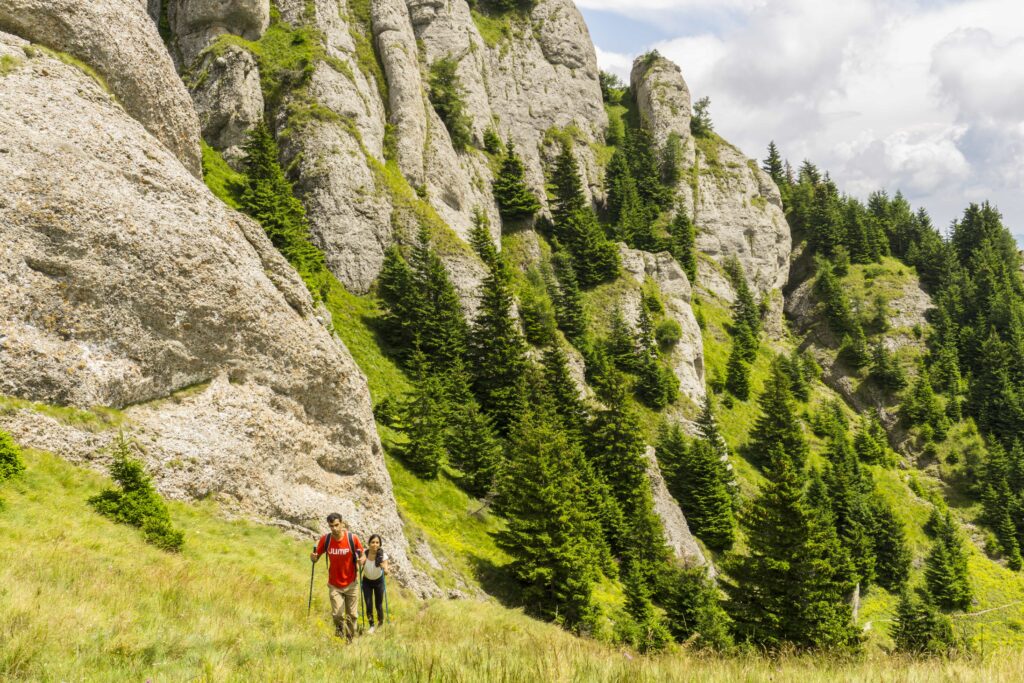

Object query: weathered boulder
[0,34,428,593]
[0,0,202,177]
[169,0,269,64]
[619,245,705,404]
[189,43,264,165]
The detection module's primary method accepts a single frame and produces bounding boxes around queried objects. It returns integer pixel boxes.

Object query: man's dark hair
[326,512,343,524]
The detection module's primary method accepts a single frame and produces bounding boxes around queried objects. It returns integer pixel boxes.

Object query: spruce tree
[410,226,470,372]
[428,56,472,151]
[924,509,973,610]
[495,406,606,631]
[604,148,634,226]
[551,249,588,343]
[493,142,541,220]
[541,344,589,441]
[867,495,912,591]
[240,121,326,278]
[697,393,738,494]
[723,444,859,650]
[668,209,697,284]
[725,343,751,400]
[606,306,638,373]
[746,360,810,469]
[661,564,733,650]
[625,126,671,212]
[892,589,956,655]
[870,342,907,393]
[468,236,528,435]
[621,560,672,652]
[447,399,502,497]
[400,351,449,479]
[853,412,890,465]
[763,141,785,187]
[677,439,736,551]
[377,244,421,352]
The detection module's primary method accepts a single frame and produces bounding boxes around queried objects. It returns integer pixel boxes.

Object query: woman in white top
[362,534,389,632]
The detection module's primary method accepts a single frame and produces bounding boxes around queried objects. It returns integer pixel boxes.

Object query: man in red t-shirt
[310,513,365,640]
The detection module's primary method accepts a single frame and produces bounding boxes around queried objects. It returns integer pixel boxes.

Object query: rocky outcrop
[644,447,710,570]
[169,0,269,64]
[189,44,264,165]
[619,245,705,404]
[628,53,790,332]
[0,34,429,594]
[0,0,202,177]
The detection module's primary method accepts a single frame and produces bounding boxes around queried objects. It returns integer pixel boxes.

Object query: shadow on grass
[468,554,523,610]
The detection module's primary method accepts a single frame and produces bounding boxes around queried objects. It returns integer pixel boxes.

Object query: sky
[578,0,1024,239]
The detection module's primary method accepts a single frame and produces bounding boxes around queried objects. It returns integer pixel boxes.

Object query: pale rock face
[630,54,695,168]
[0,35,430,594]
[618,245,706,404]
[190,44,264,165]
[373,0,428,186]
[628,53,791,332]
[643,447,710,570]
[0,0,202,177]
[170,0,270,64]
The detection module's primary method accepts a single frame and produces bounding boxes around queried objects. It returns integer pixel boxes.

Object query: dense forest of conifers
[220,58,1024,655]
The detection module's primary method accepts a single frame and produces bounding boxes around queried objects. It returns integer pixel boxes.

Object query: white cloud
[589,0,1024,232]
[593,45,633,80]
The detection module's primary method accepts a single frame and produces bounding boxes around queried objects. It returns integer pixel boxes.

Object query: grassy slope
[5,448,1024,681]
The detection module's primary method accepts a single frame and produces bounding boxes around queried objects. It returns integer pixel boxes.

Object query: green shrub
[0,430,26,482]
[88,435,184,552]
[428,56,473,151]
[655,318,682,349]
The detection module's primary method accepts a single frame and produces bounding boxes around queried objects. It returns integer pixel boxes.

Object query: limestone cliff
[0,28,428,594]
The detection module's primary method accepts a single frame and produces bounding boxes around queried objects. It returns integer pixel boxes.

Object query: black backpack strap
[349,532,360,575]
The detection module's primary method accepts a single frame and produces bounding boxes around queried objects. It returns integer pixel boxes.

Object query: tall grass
[4,448,1024,681]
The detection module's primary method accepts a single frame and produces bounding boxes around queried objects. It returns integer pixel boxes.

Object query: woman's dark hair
[368,534,385,560]
[326,512,343,524]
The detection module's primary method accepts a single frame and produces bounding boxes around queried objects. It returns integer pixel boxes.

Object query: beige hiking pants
[329,582,359,639]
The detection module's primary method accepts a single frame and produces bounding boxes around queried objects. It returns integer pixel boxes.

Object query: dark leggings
[362,576,385,626]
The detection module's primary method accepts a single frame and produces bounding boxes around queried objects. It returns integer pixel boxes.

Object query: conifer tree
[904,367,944,431]
[668,209,697,284]
[409,226,469,372]
[551,249,588,343]
[0,429,25,482]
[400,351,449,479]
[604,149,634,226]
[495,406,605,631]
[661,133,683,188]
[853,412,890,465]
[606,306,638,373]
[541,344,589,441]
[377,245,421,351]
[428,56,473,151]
[661,564,733,650]
[625,126,671,212]
[635,302,678,409]
[468,235,528,435]
[780,349,812,402]
[870,342,907,393]
[925,509,973,610]
[691,96,713,138]
[763,141,785,187]
[723,444,859,650]
[697,393,738,495]
[621,560,672,653]
[447,399,502,498]
[867,495,912,591]
[746,360,810,469]
[240,121,326,277]
[725,343,751,400]
[891,589,956,655]
[677,438,736,551]
[493,142,541,220]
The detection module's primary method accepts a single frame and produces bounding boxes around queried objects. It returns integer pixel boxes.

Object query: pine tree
[0,429,25,482]
[604,149,634,226]
[691,96,713,138]
[621,560,672,652]
[925,509,973,610]
[495,407,606,631]
[376,244,421,351]
[550,249,588,343]
[468,239,528,435]
[606,306,638,373]
[746,360,810,469]
[240,121,326,277]
[447,399,502,498]
[400,351,449,479]
[428,56,472,151]
[725,343,751,400]
[722,445,859,650]
[661,564,733,650]
[541,344,589,441]
[493,142,541,220]
[668,209,697,284]
[635,302,678,409]
[763,141,785,187]
[409,226,469,372]
[867,495,912,591]
[870,342,907,393]
[550,139,619,285]
[853,412,890,465]
[892,589,956,655]
[676,438,736,550]
[696,393,738,495]
[780,349,812,402]
[625,126,670,212]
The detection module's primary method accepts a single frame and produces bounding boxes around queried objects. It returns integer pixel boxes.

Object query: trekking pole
[358,566,365,633]
[307,544,316,618]
[383,574,390,625]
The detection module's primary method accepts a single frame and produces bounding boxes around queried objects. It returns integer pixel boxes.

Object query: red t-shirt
[316,533,364,588]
